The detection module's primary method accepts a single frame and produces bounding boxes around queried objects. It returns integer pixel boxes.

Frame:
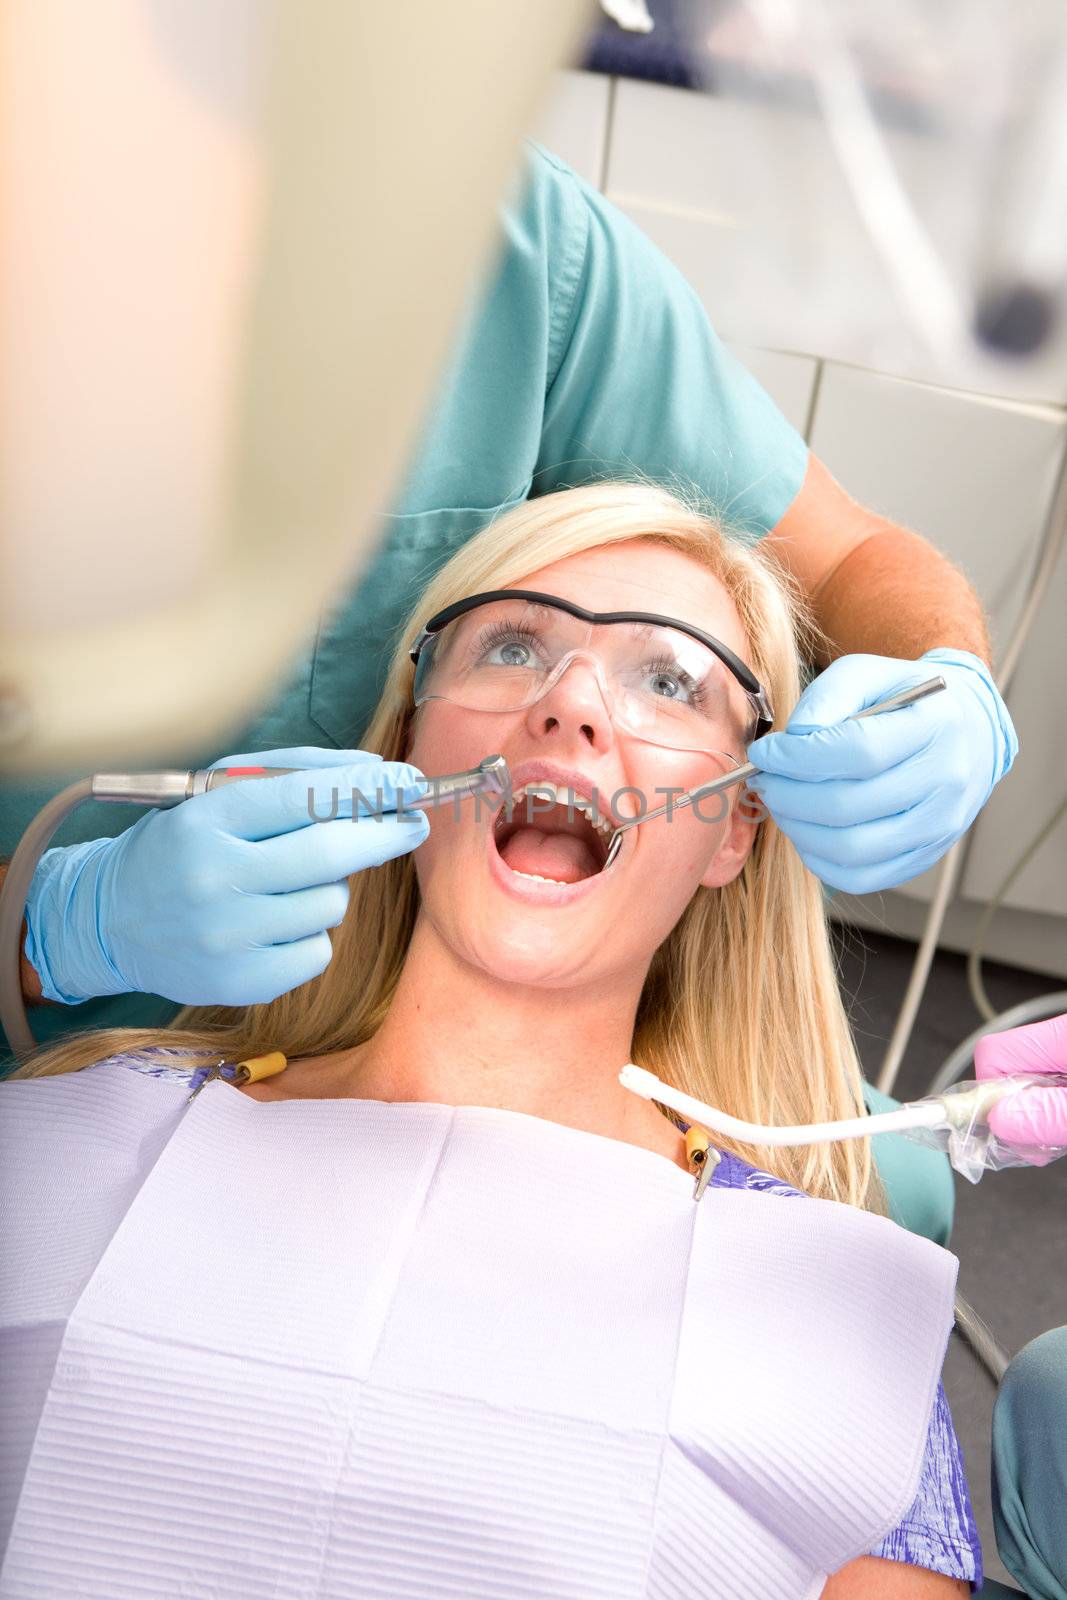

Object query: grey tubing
[0,780,94,1064]
[876,435,1067,1096]
[927,990,1067,1097]
[954,1289,1011,1385]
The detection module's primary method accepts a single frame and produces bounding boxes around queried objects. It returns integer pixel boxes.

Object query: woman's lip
[486,816,621,903]
[506,760,616,810]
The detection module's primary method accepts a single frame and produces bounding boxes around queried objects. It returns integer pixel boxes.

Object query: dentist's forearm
[809,525,992,669]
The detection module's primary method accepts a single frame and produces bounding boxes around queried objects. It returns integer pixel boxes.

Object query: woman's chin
[464,913,601,989]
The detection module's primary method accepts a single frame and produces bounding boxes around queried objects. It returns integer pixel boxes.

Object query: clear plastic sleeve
[903,1074,1067,1184]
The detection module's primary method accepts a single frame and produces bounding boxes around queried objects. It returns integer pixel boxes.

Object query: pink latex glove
[974,1013,1067,1165]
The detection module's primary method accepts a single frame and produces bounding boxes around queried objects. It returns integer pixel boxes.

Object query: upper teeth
[505,782,615,843]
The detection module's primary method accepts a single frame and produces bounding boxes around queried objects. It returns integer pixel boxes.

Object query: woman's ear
[699,786,763,890]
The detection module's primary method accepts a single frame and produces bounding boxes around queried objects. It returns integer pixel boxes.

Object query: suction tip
[618,1063,662,1100]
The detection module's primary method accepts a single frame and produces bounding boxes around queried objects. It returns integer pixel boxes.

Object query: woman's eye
[485,637,535,668]
[645,668,692,702]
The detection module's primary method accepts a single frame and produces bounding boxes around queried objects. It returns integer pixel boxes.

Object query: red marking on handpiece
[224,766,268,775]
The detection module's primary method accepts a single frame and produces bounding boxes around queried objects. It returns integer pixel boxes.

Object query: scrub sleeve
[0,140,807,1068]
[864,1082,956,1248]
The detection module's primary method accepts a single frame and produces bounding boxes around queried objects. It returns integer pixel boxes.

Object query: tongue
[500,827,599,883]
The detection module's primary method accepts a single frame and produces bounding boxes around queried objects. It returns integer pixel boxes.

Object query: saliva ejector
[620,1062,1067,1192]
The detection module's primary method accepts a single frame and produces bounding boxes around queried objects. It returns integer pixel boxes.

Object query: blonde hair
[10,483,882,1211]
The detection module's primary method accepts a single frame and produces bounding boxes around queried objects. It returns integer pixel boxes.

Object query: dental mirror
[602,676,947,868]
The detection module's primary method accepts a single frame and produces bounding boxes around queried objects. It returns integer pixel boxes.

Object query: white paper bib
[0,1063,956,1599]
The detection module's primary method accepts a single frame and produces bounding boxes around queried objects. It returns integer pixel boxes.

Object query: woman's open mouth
[489,781,616,890]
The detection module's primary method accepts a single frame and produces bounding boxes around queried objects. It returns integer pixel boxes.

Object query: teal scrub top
[0,142,808,1063]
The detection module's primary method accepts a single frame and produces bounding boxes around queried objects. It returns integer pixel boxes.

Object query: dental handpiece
[88,754,512,811]
[602,675,948,867]
[409,754,512,810]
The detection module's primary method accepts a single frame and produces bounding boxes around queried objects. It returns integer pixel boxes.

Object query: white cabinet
[961,538,1067,921]
[809,362,1067,909]
[607,78,888,361]
[809,365,1065,647]
[527,69,611,189]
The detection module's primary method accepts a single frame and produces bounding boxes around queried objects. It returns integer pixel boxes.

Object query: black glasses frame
[409,589,774,739]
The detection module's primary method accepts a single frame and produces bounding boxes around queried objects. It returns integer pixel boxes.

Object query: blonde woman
[1,484,977,1598]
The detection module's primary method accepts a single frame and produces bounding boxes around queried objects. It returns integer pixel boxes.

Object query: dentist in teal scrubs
[2,144,1016,1189]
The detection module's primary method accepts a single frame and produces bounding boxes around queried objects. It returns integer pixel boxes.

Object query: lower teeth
[510,870,562,883]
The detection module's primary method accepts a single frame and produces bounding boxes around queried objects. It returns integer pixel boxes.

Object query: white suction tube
[619,1064,1067,1184]
[622,1065,945,1145]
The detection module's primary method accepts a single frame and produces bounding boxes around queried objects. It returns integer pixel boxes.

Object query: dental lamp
[0,0,592,775]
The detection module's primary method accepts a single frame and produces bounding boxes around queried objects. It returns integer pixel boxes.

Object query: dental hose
[1,768,340,1062]
[1,779,95,1062]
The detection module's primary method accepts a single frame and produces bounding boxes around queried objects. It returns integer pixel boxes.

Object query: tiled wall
[530,71,1067,979]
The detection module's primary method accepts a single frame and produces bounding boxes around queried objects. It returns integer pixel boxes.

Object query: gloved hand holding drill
[23,748,428,1007]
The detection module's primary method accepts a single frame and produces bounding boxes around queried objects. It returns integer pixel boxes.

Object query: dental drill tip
[618,1063,662,1099]
[478,754,512,804]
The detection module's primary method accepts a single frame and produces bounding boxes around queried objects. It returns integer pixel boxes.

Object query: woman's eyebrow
[625,620,675,642]
[511,601,557,620]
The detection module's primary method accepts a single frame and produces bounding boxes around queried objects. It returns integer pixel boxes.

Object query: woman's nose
[524,654,616,748]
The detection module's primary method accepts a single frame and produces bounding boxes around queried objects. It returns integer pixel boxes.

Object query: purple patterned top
[111,1046,983,1590]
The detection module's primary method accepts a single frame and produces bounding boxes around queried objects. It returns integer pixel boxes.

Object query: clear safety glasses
[408,590,774,756]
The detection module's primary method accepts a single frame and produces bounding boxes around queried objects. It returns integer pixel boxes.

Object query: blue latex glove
[23,748,429,1006]
[746,649,1018,893]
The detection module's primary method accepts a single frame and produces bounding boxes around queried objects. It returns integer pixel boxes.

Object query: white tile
[808,363,1066,906]
[607,80,914,355]
[527,70,611,189]
[809,365,1064,646]
[726,344,818,439]
[606,79,1067,405]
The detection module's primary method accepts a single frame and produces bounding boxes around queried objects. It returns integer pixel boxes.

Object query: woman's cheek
[627,755,735,857]
[407,707,471,779]
[412,802,468,895]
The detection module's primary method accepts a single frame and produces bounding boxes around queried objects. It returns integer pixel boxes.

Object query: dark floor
[832,923,1067,1592]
